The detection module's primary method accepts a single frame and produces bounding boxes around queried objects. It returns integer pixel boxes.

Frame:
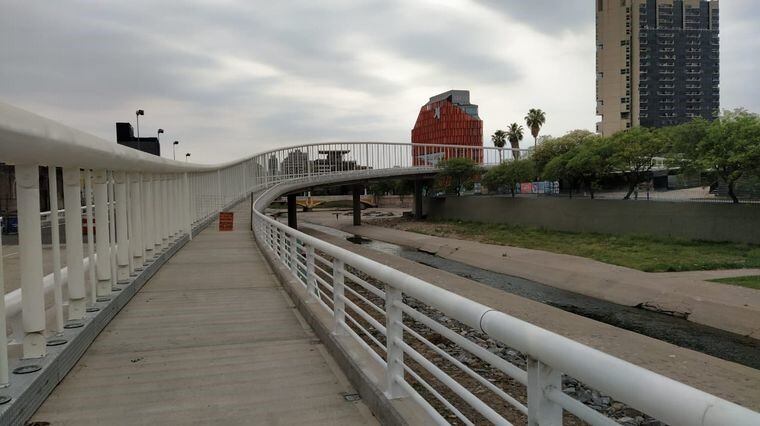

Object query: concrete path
[31,203,376,425]
[298,209,760,338]
[302,227,760,412]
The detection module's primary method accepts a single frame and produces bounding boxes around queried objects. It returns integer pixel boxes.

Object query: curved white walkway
[30,203,376,425]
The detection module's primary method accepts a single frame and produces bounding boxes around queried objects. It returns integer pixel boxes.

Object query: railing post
[15,164,46,358]
[331,259,345,334]
[107,172,118,288]
[84,170,96,304]
[114,171,130,283]
[153,174,163,253]
[0,219,7,386]
[384,285,406,399]
[143,173,154,261]
[306,246,317,300]
[527,356,562,426]
[130,173,144,270]
[93,169,112,298]
[47,166,64,334]
[63,167,87,320]
[183,173,192,239]
[289,234,297,272]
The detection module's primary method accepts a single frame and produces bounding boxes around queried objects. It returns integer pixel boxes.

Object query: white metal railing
[0,101,758,425]
[252,181,760,425]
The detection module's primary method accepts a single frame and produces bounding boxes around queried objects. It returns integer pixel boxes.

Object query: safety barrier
[0,101,757,424]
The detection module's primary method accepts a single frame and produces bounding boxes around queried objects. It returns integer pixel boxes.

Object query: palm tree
[506,123,524,160]
[491,130,507,162]
[525,108,547,150]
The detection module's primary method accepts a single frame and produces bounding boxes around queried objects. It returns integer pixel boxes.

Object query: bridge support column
[352,185,362,226]
[414,179,423,220]
[287,194,297,229]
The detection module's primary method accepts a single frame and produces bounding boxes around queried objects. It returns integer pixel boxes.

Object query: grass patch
[399,220,760,272]
[709,276,760,290]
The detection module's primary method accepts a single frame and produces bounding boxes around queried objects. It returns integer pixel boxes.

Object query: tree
[565,135,616,199]
[542,151,579,198]
[491,130,507,162]
[436,157,481,196]
[691,110,760,203]
[609,127,664,200]
[532,129,594,179]
[506,123,524,160]
[482,159,535,197]
[525,108,547,149]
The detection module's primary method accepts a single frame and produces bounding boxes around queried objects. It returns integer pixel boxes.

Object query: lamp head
[173,140,179,145]
[136,109,144,116]
[157,128,164,134]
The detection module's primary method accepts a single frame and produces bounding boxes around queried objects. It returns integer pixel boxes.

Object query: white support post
[62,167,87,320]
[217,169,222,212]
[306,246,316,300]
[84,170,96,304]
[93,169,112,297]
[153,174,162,253]
[331,259,345,334]
[0,219,10,385]
[130,173,144,270]
[161,175,169,246]
[107,172,118,288]
[125,176,134,275]
[47,166,64,334]
[143,173,154,261]
[384,285,406,399]
[527,356,563,426]
[114,171,130,282]
[183,173,192,239]
[289,234,297,272]
[15,165,47,358]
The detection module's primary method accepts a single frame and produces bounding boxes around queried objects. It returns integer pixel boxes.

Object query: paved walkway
[32,203,376,425]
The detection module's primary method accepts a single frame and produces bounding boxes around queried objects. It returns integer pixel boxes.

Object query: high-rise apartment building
[596,0,719,136]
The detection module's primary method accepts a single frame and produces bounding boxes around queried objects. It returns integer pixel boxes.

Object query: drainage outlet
[46,338,68,347]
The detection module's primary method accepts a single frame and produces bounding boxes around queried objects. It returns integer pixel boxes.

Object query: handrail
[251,176,760,426]
[0,101,758,425]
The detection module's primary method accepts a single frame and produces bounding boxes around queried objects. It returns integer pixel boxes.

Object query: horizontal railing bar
[396,338,510,425]
[343,269,386,299]
[545,386,619,426]
[401,322,528,415]
[398,301,528,385]
[402,362,475,426]
[343,284,386,317]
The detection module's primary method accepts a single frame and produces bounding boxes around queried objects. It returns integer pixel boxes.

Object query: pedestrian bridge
[0,102,758,425]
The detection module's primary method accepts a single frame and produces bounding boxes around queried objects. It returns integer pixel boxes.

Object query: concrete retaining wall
[424,196,760,244]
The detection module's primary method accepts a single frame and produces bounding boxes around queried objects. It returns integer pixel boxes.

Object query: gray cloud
[0,0,757,163]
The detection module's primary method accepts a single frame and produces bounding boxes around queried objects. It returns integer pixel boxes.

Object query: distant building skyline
[596,0,720,136]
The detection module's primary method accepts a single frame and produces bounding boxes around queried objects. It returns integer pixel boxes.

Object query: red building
[411,90,483,166]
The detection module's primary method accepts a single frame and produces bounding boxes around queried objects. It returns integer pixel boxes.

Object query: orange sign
[218,212,234,231]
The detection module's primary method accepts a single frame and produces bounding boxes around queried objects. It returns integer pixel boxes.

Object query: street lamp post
[173,141,179,160]
[135,109,144,151]
[157,129,164,156]
[185,153,191,162]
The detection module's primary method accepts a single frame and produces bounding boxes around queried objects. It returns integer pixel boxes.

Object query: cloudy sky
[1,0,757,164]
